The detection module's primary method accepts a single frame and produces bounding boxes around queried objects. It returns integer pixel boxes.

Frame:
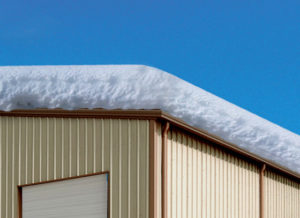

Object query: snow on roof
[0,65,299,174]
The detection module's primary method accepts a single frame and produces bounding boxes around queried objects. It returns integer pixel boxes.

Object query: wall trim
[260,164,266,218]
[149,120,158,218]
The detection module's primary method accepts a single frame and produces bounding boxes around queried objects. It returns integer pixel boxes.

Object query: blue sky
[0,0,299,134]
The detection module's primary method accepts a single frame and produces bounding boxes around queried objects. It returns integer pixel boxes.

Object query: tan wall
[0,116,149,218]
[155,123,162,218]
[264,170,300,218]
[166,128,260,218]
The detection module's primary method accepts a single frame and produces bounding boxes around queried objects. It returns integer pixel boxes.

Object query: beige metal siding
[166,128,260,218]
[0,116,149,218]
[264,170,300,218]
[156,123,162,218]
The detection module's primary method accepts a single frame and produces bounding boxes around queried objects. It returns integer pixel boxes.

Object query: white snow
[0,65,299,174]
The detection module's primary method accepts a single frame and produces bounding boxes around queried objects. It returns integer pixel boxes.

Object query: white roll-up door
[22,174,108,218]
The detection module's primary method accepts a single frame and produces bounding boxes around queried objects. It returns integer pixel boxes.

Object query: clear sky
[0,0,299,134]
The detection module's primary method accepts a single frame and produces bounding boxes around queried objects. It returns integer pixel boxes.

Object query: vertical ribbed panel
[264,170,300,218]
[0,116,149,218]
[156,123,162,218]
[166,128,261,218]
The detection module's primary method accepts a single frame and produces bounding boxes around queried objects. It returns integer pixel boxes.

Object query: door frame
[17,171,110,218]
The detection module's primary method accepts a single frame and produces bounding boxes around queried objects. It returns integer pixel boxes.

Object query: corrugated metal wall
[166,128,260,218]
[264,170,300,218]
[0,116,149,218]
[155,123,162,218]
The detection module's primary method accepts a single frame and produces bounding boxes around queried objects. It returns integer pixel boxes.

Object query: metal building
[0,109,299,218]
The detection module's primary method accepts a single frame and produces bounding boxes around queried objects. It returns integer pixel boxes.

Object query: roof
[0,65,299,175]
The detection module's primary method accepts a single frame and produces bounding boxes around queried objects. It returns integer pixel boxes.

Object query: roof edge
[0,108,163,119]
[0,108,299,181]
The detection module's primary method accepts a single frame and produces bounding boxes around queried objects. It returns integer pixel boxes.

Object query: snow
[0,65,299,174]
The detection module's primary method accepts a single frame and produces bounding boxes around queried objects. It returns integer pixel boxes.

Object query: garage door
[22,173,108,218]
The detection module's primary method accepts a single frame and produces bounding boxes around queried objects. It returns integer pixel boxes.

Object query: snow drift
[0,65,299,174]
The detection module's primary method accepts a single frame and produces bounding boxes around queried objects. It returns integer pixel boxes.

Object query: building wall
[155,123,162,218]
[0,116,149,218]
[166,127,260,218]
[264,170,300,218]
